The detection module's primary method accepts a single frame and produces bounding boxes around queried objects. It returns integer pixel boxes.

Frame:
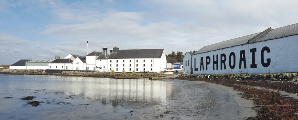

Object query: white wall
[193,35,298,74]
[26,66,49,70]
[49,63,73,70]
[183,53,192,74]
[96,59,109,72]
[95,57,166,73]
[86,56,97,70]
[9,66,26,69]
[72,58,86,70]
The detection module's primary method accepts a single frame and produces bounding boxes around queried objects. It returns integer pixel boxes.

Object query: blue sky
[1,0,298,65]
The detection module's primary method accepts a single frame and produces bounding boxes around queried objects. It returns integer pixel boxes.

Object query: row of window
[49,66,68,69]
[114,68,152,72]
[112,64,153,67]
[111,60,153,63]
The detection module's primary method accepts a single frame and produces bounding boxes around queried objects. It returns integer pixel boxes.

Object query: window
[136,60,138,62]
[50,66,51,68]
[143,64,145,67]
[185,61,187,66]
[129,68,131,71]
[110,60,112,62]
[123,60,125,62]
[66,66,68,69]
[87,67,89,70]
[151,64,152,67]
[136,64,138,67]
[151,68,152,71]
[116,68,118,71]
[144,60,145,62]
[123,68,124,70]
[129,64,131,67]
[104,66,105,68]
[76,62,79,64]
[56,66,57,68]
[110,64,112,67]
[123,64,124,67]
[116,60,118,63]
[143,68,145,71]
[151,60,153,62]
[188,60,189,66]
[130,60,131,62]
[110,68,111,70]
[116,64,118,67]
[62,66,63,68]
[136,68,138,71]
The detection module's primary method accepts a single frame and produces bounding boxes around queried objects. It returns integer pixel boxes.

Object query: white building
[48,59,73,70]
[72,57,86,70]
[86,51,102,71]
[95,47,167,73]
[185,23,298,74]
[26,60,53,70]
[9,59,31,69]
[183,52,193,74]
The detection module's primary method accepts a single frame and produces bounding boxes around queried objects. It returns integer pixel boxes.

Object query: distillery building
[184,23,298,74]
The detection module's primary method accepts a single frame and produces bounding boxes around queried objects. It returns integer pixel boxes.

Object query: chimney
[113,46,119,53]
[87,41,89,55]
[110,49,113,54]
[103,47,108,57]
[55,56,60,59]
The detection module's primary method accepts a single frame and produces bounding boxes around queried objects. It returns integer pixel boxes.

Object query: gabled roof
[196,23,298,54]
[87,51,102,56]
[71,54,80,58]
[11,59,31,66]
[78,57,86,63]
[51,59,73,63]
[109,49,164,59]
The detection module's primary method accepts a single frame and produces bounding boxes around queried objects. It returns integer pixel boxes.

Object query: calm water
[0,74,252,120]
[0,74,173,120]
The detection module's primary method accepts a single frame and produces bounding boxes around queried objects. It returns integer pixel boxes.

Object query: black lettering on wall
[250,48,257,68]
[194,58,198,71]
[200,57,204,71]
[213,55,218,70]
[220,54,226,70]
[229,52,236,69]
[239,50,246,69]
[261,46,271,67]
[206,56,210,70]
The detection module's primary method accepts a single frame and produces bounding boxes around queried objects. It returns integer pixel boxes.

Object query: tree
[166,51,184,63]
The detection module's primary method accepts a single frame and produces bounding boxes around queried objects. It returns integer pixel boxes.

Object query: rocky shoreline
[177,75,298,120]
[0,69,176,79]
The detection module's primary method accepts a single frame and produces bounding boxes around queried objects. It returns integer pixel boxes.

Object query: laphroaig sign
[192,35,298,74]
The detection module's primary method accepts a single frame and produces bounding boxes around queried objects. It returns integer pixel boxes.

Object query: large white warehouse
[184,23,298,74]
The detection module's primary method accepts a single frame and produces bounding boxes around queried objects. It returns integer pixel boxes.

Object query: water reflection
[57,77,173,105]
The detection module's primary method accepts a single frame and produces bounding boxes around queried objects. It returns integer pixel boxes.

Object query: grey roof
[51,59,73,63]
[97,54,109,59]
[70,54,79,58]
[11,59,31,66]
[27,60,53,63]
[196,23,298,54]
[78,57,86,63]
[87,51,102,56]
[109,49,164,59]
